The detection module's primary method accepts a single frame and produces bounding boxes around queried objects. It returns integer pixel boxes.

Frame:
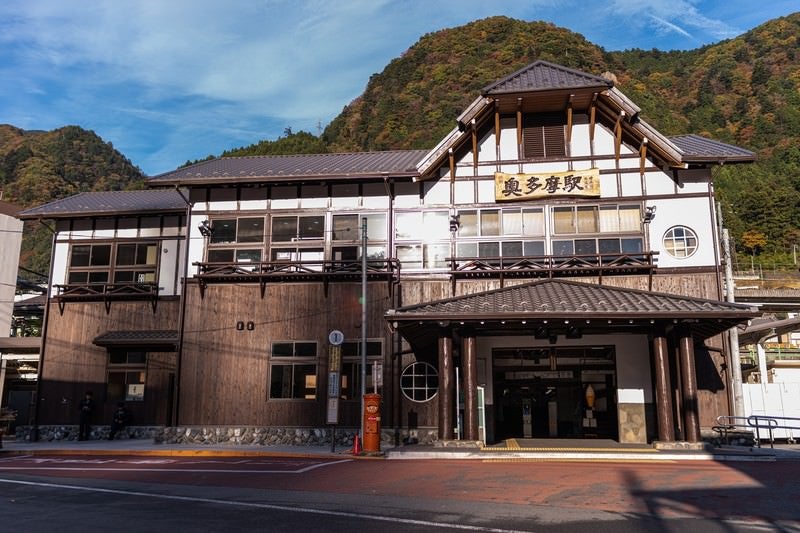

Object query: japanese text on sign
[494,168,600,201]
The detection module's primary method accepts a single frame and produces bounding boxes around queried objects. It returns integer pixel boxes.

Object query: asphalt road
[0,454,798,532]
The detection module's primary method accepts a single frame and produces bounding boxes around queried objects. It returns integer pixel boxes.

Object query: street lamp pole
[360,218,367,442]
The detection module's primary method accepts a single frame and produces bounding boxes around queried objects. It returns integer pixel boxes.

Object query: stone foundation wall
[16,425,440,447]
[16,425,158,442]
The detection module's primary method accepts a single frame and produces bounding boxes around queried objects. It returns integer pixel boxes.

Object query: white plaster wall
[423,179,450,206]
[647,196,717,268]
[619,171,643,197]
[0,214,23,335]
[51,241,70,292]
[185,213,206,274]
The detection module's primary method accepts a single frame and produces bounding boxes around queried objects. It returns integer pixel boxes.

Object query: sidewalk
[3,436,800,461]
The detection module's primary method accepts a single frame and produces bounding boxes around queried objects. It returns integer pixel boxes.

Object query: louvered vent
[523,113,566,159]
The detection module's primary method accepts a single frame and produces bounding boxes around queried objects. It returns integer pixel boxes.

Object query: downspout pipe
[173,187,193,427]
[31,220,57,441]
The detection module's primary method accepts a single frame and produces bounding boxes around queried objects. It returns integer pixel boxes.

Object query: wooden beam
[589,93,598,142]
[494,100,501,147]
[566,94,574,144]
[639,137,649,177]
[516,97,523,159]
[471,118,478,170]
[448,148,455,182]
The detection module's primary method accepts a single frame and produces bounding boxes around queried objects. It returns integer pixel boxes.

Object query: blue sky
[0,1,796,176]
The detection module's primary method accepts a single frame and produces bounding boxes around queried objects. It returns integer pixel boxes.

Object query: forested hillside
[0,124,145,275]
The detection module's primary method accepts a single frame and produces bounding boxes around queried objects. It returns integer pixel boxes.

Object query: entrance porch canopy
[386,279,760,355]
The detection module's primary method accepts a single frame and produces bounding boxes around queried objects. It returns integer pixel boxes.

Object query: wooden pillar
[652,333,675,442]
[462,332,478,441]
[438,331,454,440]
[678,329,701,443]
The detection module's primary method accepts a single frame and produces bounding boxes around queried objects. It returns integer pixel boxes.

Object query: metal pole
[360,218,367,441]
[722,228,745,418]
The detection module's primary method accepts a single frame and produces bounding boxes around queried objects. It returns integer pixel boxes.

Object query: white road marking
[0,477,529,532]
[0,457,353,474]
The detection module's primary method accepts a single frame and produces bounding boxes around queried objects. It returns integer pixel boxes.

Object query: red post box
[362,393,381,453]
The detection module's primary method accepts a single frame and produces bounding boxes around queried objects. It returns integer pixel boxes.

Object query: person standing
[78,391,95,441]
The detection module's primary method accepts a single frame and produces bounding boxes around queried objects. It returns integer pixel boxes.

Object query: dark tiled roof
[482,60,612,95]
[148,150,428,185]
[0,200,23,217]
[670,134,756,163]
[738,317,800,345]
[93,330,179,349]
[388,279,757,319]
[18,190,188,219]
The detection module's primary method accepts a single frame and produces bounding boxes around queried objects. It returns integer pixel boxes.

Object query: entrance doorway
[492,346,617,441]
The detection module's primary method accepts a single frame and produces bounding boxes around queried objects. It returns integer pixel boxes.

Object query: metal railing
[713,414,800,448]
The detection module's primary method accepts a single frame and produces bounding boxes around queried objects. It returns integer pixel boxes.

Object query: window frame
[68,241,159,285]
[107,349,147,403]
[269,341,319,400]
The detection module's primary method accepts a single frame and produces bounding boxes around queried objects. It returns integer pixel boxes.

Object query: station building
[20,60,760,445]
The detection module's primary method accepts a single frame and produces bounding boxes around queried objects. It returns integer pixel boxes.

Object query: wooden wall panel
[38,300,179,425]
[179,281,395,427]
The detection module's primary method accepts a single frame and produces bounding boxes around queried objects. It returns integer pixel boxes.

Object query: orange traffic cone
[352,434,361,455]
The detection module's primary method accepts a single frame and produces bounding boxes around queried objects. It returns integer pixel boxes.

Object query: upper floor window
[552,205,641,235]
[210,217,264,244]
[272,215,324,242]
[68,242,158,284]
[663,226,698,258]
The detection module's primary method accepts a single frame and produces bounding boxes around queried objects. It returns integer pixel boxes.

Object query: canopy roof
[93,330,179,351]
[387,279,760,355]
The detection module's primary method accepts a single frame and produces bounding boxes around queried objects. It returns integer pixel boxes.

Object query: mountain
[0,124,146,275]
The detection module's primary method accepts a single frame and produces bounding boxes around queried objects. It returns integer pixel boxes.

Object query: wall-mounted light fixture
[198,219,213,237]
[246,321,255,331]
[643,205,657,224]
[236,321,245,331]
[449,214,461,233]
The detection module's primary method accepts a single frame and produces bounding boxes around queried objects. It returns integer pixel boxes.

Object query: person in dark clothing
[108,402,130,440]
[78,391,95,441]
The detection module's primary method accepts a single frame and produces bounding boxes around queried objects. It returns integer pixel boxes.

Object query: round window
[663,226,698,258]
[400,362,439,402]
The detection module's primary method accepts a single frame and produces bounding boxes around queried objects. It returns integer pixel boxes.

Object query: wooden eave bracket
[614,111,626,160]
[589,93,598,142]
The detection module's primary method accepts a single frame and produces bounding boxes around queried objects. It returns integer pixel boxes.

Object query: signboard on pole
[326,339,343,425]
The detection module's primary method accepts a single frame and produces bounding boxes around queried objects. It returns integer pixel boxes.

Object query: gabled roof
[148,150,428,186]
[669,134,756,163]
[482,60,612,95]
[18,190,188,220]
